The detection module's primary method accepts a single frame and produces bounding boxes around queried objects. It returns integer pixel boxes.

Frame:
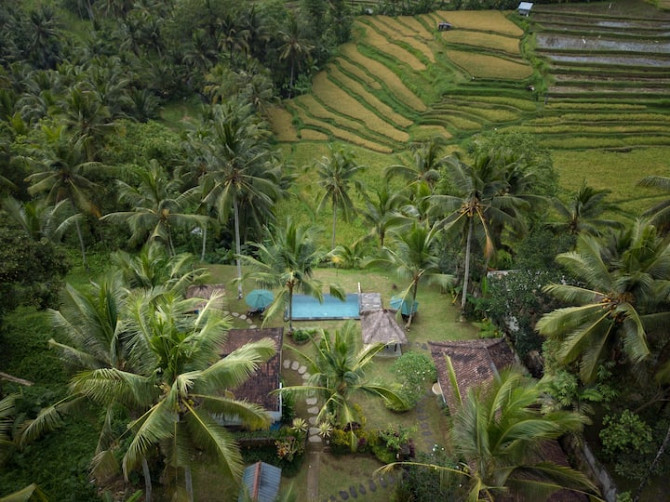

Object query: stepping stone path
[283,358,322,445]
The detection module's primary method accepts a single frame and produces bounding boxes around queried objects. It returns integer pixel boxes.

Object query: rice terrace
[271,0,670,213]
[3,0,670,501]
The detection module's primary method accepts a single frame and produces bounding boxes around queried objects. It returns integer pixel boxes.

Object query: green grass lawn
[199,264,480,500]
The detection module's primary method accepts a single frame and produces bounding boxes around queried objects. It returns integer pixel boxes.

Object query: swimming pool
[288,294,360,320]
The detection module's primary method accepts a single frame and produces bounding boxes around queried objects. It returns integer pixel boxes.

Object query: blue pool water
[288,294,360,320]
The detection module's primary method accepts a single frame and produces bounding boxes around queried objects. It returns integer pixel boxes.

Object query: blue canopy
[390,296,419,316]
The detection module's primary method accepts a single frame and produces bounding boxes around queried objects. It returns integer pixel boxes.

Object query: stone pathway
[320,473,399,502]
[283,357,321,445]
[282,357,411,502]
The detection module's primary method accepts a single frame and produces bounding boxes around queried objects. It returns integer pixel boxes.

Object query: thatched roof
[429,338,515,412]
[219,328,283,412]
[360,309,408,345]
[185,284,225,311]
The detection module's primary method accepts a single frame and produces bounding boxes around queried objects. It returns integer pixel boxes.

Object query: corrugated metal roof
[238,462,282,502]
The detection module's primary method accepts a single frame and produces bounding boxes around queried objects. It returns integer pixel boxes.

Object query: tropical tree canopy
[450,369,596,501]
[379,369,598,502]
[280,322,405,447]
[537,220,670,382]
[314,145,365,250]
[366,221,453,328]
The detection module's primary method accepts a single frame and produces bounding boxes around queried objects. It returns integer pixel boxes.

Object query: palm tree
[380,369,597,501]
[638,175,670,233]
[111,244,210,294]
[198,102,280,299]
[385,137,446,190]
[278,13,313,96]
[536,220,670,383]
[101,160,208,255]
[69,291,276,501]
[314,145,365,250]
[241,218,344,332]
[23,126,103,268]
[366,222,453,328]
[1,196,79,242]
[359,183,409,248]
[547,184,623,238]
[280,322,405,448]
[431,154,527,316]
[19,273,132,487]
[62,86,112,160]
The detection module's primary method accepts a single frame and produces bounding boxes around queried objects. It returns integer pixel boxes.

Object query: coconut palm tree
[547,184,623,238]
[380,369,598,501]
[198,101,280,298]
[68,291,276,501]
[111,244,210,294]
[1,196,79,243]
[385,136,447,190]
[431,154,528,316]
[314,145,365,250]
[19,273,132,485]
[359,183,409,248]
[241,218,344,332]
[23,125,103,268]
[638,175,670,233]
[537,220,670,383]
[278,13,313,96]
[101,160,208,255]
[280,322,405,448]
[366,222,453,328]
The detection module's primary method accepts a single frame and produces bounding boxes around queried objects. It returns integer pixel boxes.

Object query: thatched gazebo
[360,309,408,357]
[185,284,226,312]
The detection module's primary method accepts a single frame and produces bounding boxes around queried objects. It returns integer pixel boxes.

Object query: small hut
[517,2,533,16]
[360,309,408,357]
[238,462,282,502]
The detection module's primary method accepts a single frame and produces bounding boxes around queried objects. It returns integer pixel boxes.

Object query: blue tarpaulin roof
[238,462,282,502]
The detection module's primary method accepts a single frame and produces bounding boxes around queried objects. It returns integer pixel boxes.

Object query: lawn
[202,264,480,500]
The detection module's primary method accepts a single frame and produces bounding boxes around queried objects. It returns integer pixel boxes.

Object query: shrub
[291,327,319,345]
[600,410,654,479]
[386,353,436,411]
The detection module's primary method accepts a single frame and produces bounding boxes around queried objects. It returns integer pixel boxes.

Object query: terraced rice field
[269,2,670,212]
[269,8,536,149]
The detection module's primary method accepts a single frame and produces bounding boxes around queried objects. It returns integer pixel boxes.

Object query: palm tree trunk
[634,423,670,502]
[75,218,88,271]
[289,58,295,98]
[405,281,419,329]
[200,222,207,262]
[234,199,243,299]
[167,227,176,256]
[141,457,152,502]
[331,207,337,250]
[288,283,294,333]
[185,465,194,502]
[460,217,473,319]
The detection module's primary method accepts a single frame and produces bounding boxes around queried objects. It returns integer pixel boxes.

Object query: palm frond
[182,402,243,483]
